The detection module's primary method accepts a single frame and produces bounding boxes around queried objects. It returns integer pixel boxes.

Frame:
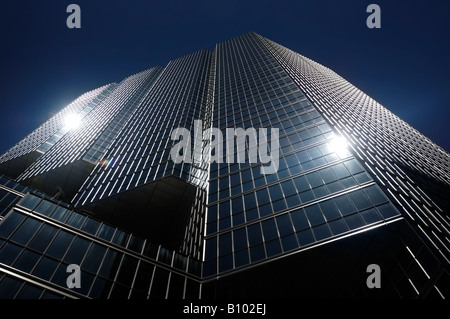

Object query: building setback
[0,32,448,299]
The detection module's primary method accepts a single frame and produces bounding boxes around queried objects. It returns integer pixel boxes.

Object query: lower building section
[0,175,448,299]
[201,217,449,299]
[0,182,202,299]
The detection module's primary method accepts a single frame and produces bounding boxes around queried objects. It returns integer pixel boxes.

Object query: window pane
[82,218,101,235]
[10,217,42,245]
[32,256,59,280]
[82,243,107,274]
[66,212,86,229]
[46,230,75,260]
[16,283,43,299]
[64,236,91,265]
[276,214,294,236]
[97,224,116,242]
[116,255,139,287]
[261,218,278,241]
[290,209,310,232]
[50,206,71,223]
[0,212,26,239]
[29,223,58,252]
[247,223,263,246]
[34,200,57,216]
[18,194,41,210]
[14,249,40,273]
[0,275,23,298]
[0,242,23,265]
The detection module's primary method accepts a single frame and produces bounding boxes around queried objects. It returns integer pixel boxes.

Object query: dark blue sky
[0,0,449,153]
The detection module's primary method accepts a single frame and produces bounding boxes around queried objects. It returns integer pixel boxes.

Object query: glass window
[265,239,282,257]
[18,194,41,210]
[50,206,71,223]
[319,199,341,221]
[249,244,265,262]
[116,255,139,287]
[219,201,230,219]
[32,256,59,281]
[313,224,332,241]
[333,194,356,216]
[64,236,91,265]
[318,167,337,183]
[256,188,270,205]
[331,163,350,179]
[112,229,129,247]
[82,218,101,235]
[363,185,388,206]
[306,171,323,188]
[345,213,365,230]
[10,217,42,245]
[280,234,298,251]
[46,230,75,260]
[66,212,86,229]
[82,242,107,274]
[0,275,23,299]
[0,193,20,208]
[276,214,294,236]
[290,209,310,231]
[0,242,23,265]
[231,197,243,215]
[328,218,349,235]
[89,277,113,298]
[234,249,249,267]
[219,232,232,256]
[296,228,315,246]
[219,254,233,272]
[348,190,372,211]
[167,273,186,298]
[304,204,325,226]
[281,179,296,197]
[133,261,154,294]
[204,237,217,261]
[268,184,283,201]
[261,218,278,241]
[344,159,365,175]
[293,175,309,192]
[98,249,123,280]
[15,283,43,299]
[0,212,26,239]
[376,203,399,219]
[244,192,257,210]
[34,200,57,216]
[360,208,382,224]
[97,223,116,242]
[128,235,144,253]
[247,223,263,246]
[29,223,58,252]
[13,249,40,273]
[149,267,169,298]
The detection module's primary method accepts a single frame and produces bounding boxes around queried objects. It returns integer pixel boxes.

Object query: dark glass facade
[0,32,448,299]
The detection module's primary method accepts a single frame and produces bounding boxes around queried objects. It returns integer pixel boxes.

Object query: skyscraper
[0,32,448,299]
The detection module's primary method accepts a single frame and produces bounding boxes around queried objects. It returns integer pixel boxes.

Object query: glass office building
[0,32,448,299]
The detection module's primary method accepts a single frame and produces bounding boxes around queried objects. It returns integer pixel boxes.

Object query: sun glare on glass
[63,113,82,130]
[328,136,349,158]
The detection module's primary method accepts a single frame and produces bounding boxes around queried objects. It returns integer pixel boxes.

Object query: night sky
[0,0,449,154]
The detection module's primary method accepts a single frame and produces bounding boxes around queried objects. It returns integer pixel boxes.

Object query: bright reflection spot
[63,113,82,131]
[100,158,112,168]
[328,136,349,158]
